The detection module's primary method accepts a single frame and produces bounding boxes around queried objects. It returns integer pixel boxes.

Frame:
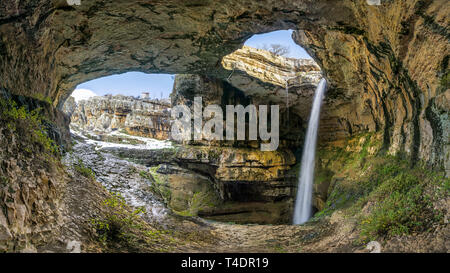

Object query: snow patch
[71,129,172,150]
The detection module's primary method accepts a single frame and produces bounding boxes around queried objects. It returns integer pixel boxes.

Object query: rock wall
[65,95,171,140]
[176,145,297,224]
[292,1,449,172]
[0,91,69,252]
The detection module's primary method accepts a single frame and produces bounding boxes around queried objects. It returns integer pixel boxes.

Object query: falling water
[293,78,327,225]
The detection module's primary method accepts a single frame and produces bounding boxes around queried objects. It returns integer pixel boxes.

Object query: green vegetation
[313,133,448,243]
[95,149,106,161]
[146,166,172,205]
[90,192,179,252]
[0,97,59,155]
[0,176,9,186]
[119,129,129,135]
[74,158,95,179]
[175,191,217,217]
[139,170,152,180]
[32,93,53,105]
[188,191,216,215]
[88,182,213,252]
[91,193,146,244]
[90,192,175,251]
[358,159,444,242]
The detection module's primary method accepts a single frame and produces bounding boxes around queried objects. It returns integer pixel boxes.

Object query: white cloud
[71,89,98,103]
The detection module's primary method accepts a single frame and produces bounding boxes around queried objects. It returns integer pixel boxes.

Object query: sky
[244,29,312,59]
[74,30,311,98]
[76,73,175,99]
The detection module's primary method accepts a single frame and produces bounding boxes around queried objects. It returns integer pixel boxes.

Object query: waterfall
[293,78,327,225]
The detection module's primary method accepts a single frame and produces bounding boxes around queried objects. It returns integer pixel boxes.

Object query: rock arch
[1,0,447,168]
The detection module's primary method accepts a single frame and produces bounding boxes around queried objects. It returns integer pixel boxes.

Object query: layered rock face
[291,1,449,172]
[175,146,297,224]
[222,46,324,140]
[0,91,69,252]
[222,45,321,90]
[169,72,301,223]
[65,95,171,140]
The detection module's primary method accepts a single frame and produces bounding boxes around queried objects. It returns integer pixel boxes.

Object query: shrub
[358,161,439,242]
[360,183,432,242]
[139,170,151,180]
[74,158,95,179]
[0,97,59,155]
[91,193,146,245]
[178,191,216,217]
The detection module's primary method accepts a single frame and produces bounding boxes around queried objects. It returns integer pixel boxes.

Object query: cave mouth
[64,71,174,142]
[61,29,325,226]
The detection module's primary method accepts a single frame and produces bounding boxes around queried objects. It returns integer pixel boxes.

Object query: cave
[0,0,448,253]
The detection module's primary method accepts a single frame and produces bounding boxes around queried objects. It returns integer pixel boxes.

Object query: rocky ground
[54,130,448,253]
[55,133,315,253]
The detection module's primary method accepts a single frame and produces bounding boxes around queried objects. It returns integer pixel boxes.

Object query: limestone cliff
[66,95,171,140]
[222,46,324,136]
[175,145,297,224]
[169,71,301,223]
[222,45,321,89]
[166,49,324,222]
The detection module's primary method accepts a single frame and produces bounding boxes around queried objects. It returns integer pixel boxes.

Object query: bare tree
[261,44,290,56]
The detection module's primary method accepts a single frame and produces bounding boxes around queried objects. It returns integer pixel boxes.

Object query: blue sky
[244,30,311,59]
[75,30,311,98]
[76,73,175,98]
